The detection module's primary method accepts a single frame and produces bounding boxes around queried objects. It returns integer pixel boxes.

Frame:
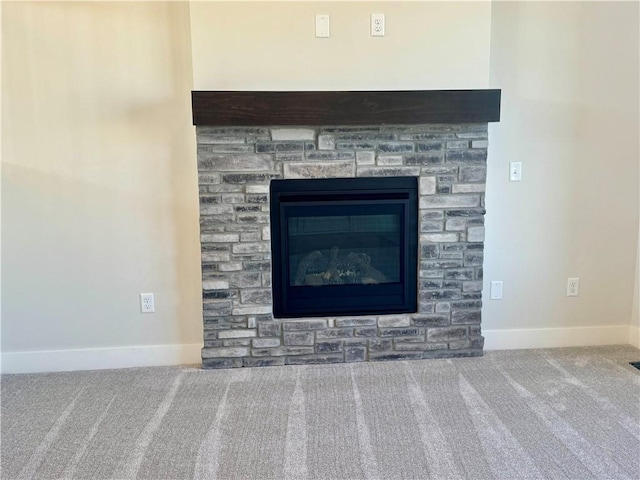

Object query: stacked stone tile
[196,124,488,368]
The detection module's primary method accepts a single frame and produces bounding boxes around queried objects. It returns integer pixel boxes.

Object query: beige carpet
[2,345,639,479]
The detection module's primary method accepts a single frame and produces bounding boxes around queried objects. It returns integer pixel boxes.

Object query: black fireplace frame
[270,176,418,318]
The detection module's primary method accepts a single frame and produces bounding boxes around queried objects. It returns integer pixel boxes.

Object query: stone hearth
[192,90,500,368]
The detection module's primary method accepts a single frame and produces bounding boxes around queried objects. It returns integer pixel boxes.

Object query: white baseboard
[629,325,640,349]
[2,326,638,374]
[1,343,203,374]
[484,325,634,351]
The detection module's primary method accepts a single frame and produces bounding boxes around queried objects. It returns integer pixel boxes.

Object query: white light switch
[510,162,522,182]
[490,281,503,300]
[315,14,330,38]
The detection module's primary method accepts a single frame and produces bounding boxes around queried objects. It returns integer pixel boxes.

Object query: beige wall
[633,225,640,329]
[190,1,492,90]
[484,2,639,332]
[2,2,202,353]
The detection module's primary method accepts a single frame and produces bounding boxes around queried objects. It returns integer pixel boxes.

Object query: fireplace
[270,176,418,318]
[192,90,501,368]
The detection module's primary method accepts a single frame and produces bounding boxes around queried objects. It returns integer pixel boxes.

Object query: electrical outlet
[140,293,155,313]
[371,13,385,36]
[567,278,579,297]
[490,281,503,300]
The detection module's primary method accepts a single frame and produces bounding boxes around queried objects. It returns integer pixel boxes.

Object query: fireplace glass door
[270,177,418,318]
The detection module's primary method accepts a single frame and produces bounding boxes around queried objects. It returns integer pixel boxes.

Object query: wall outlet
[490,281,503,300]
[140,293,155,313]
[567,278,579,297]
[371,13,385,36]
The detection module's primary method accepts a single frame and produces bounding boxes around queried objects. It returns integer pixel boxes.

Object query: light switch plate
[315,14,330,38]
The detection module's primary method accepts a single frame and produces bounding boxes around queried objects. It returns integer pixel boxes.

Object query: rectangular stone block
[202,279,230,291]
[446,140,469,149]
[316,340,343,353]
[444,269,475,280]
[201,347,250,358]
[379,327,420,337]
[464,252,484,267]
[420,260,462,270]
[420,194,481,209]
[198,174,222,185]
[286,354,345,365]
[318,134,336,150]
[258,322,281,337]
[421,233,459,243]
[427,327,467,342]
[463,281,483,292]
[355,151,375,165]
[405,154,444,165]
[420,176,436,195]
[223,339,251,347]
[284,161,355,179]
[202,357,243,369]
[471,140,489,148]
[200,204,235,216]
[243,357,285,367]
[218,329,257,339]
[451,310,481,325]
[412,315,450,327]
[416,141,443,151]
[358,167,420,177]
[420,244,439,259]
[201,233,240,243]
[377,155,404,166]
[305,151,355,161]
[252,338,281,348]
[240,289,272,304]
[421,221,444,232]
[369,352,423,361]
[467,226,485,242]
[284,347,315,356]
[232,306,272,315]
[354,327,377,337]
[257,142,304,153]
[284,332,314,346]
[229,272,262,288]
[377,316,411,328]
[202,300,232,316]
[394,342,441,351]
[452,183,485,193]
[316,328,353,339]
[458,166,487,182]
[272,128,315,141]
[456,131,488,139]
[369,338,392,352]
[335,317,377,327]
[198,154,273,171]
[419,290,462,301]
[222,173,279,184]
[377,142,414,153]
[283,320,327,331]
[344,345,366,362]
[446,150,487,164]
[232,243,269,254]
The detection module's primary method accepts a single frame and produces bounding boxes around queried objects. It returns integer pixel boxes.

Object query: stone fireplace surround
[193,90,501,368]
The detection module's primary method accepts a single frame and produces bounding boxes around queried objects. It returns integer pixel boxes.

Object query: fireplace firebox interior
[270,177,418,318]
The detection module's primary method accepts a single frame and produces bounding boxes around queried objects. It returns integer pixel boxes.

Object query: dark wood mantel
[192,90,501,126]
